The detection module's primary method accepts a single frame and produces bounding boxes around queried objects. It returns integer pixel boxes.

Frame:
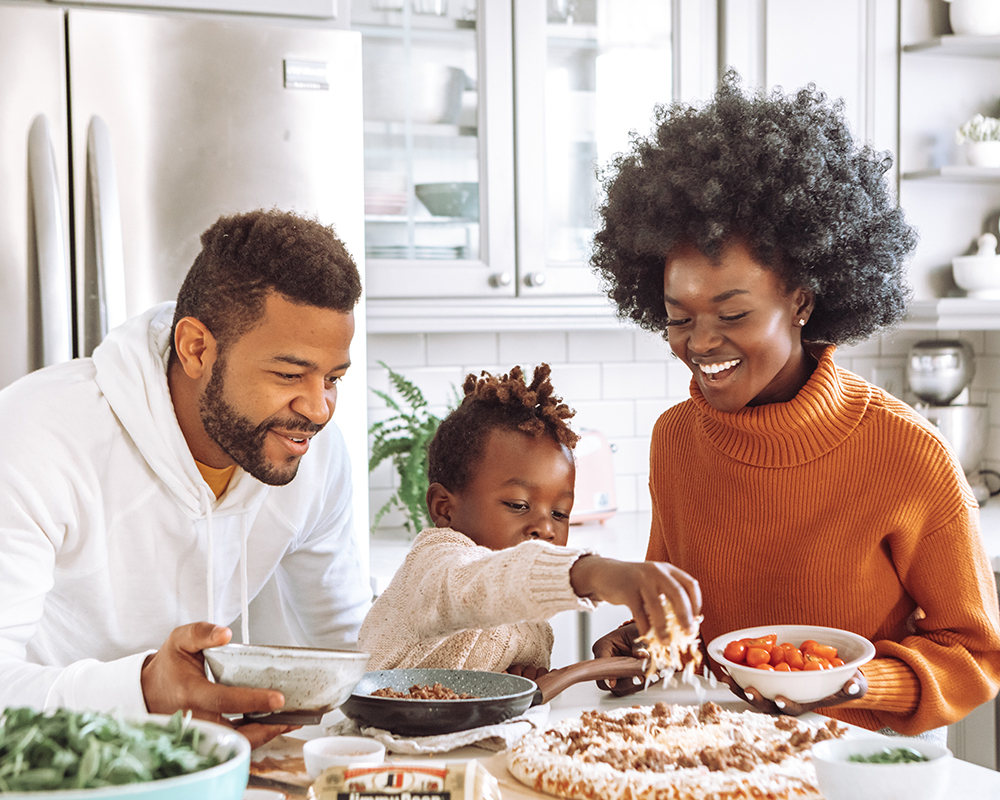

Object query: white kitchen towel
[324,703,550,754]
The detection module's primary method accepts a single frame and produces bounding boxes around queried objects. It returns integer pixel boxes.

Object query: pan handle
[532,657,647,705]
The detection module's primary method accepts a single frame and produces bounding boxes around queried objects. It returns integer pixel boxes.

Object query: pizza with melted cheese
[506,701,846,800]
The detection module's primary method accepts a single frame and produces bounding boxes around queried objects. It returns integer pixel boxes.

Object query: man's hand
[718,669,868,715]
[570,557,702,642]
[141,622,295,748]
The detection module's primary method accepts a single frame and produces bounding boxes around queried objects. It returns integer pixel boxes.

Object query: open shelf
[904,35,1000,58]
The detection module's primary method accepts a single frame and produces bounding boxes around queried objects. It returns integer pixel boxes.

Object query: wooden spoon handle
[534,656,646,704]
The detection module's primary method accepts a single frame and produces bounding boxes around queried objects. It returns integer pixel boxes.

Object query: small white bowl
[706,624,875,704]
[952,254,1000,299]
[302,736,386,780]
[203,643,369,723]
[811,736,952,800]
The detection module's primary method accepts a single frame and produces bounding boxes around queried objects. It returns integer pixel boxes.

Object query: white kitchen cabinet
[354,0,683,310]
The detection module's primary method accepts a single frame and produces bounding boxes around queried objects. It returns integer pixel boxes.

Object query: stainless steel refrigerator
[0,0,370,567]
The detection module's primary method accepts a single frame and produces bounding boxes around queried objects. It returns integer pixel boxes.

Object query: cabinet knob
[524,272,547,287]
[489,272,512,288]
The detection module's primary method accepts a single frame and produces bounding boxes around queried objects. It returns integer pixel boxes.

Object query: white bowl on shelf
[964,140,1000,168]
[952,254,1000,298]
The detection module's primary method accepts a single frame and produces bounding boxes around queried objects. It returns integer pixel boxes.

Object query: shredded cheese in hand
[636,595,704,691]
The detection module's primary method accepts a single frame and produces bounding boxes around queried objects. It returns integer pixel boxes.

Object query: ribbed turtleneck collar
[689,344,872,467]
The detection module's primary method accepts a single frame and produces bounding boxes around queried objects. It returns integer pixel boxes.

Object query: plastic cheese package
[308,760,501,800]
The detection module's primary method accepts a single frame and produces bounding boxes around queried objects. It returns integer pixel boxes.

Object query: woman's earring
[797,319,806,327]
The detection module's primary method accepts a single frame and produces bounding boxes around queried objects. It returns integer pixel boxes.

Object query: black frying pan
[339,656,646,737]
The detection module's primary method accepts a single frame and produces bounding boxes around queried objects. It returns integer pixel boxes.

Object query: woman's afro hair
[427,363,579,492]
[591,70,917,345]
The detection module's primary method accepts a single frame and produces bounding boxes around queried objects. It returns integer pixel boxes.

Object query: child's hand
[591,621,649,696]
[570,556,701,642]
[506,664,549,682]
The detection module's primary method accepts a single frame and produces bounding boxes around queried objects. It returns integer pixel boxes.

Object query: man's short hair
[170,209,362,358]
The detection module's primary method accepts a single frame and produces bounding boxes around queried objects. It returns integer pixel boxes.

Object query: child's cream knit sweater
[358,527,595,672]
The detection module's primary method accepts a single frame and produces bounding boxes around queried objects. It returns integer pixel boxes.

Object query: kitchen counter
[255,679,1000,799]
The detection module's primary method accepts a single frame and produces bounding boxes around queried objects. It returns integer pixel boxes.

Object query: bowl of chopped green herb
[810,736,952,800]
[0,707,250,798]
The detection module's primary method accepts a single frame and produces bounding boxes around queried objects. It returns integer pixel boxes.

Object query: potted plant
[368,363,450,534]
[956,113,1000,167]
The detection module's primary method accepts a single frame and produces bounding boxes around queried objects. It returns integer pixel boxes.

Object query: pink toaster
[570,428,617,524]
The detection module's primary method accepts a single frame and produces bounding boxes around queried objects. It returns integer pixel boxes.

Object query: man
[0,209,372,747]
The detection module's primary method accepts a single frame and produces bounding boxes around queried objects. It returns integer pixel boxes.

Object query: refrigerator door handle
[27,114,72,370]
[83,115,126,357]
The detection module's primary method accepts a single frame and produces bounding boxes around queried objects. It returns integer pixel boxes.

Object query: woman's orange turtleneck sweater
[648,344,1000,735]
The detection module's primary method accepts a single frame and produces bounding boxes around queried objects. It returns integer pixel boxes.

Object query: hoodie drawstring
[240,515,250,645]
[202,487,251,645]
[203,489,215,626]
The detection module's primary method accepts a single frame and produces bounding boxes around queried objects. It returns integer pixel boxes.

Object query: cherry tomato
[810,644,839,661]
[774,662,792,672]
[799,639,819,654]
[769,646,786,666]
[747,635,778,649]
[746,647,771,667]
[803,659,825,671]
[830,657,845,667]
[724,640,748,664]
[755,663,775,671]
[783,648,805,670]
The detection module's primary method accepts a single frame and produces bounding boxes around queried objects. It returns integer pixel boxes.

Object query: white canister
[965,140,1000,167]
[947,0,1000,36]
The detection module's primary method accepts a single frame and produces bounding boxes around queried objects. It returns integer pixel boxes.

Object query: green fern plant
[368,362,446,534]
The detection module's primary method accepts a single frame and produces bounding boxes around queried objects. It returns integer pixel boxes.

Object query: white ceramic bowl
[811,736,952,800]
[203,644,369,723]
[952,254,1000,299]
[302,736,386,780]
[706,625,875,704]
[0,715,250,800]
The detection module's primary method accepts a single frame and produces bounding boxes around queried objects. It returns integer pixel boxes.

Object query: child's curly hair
[428,363,579,492]
[591,70,917,345]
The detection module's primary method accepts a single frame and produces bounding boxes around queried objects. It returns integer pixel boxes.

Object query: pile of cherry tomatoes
[722,633,845,671]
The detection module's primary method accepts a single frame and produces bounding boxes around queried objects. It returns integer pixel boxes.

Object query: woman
[591,71,1000,739]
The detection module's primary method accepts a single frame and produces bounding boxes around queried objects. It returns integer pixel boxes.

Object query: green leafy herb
[847,746,930,764]
[369,362,457,534]
[0,707,226,792]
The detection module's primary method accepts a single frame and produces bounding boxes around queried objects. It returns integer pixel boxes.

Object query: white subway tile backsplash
[975,356,1000,391]
[547,363,604,403]
[368,333,425,367]
[634,329,671,361]
[608,436,650,476]
[571,400,636,438]
[567,330,635,363]
[498,331,568,365]
[603,362,668,399]
[427,332,498,366]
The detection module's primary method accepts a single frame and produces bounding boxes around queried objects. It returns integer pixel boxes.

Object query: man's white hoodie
[0,303,371,715]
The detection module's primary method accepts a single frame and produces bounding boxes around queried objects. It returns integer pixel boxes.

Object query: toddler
[358,364,700,678]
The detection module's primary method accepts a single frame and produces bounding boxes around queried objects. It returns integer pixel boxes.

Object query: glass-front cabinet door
[354,0,673,300]
[353,0,516,297]
[513,0,673,296]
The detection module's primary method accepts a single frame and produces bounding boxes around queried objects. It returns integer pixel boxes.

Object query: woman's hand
[507,664,549,682]
[590,622,649,696]
[718,668,868,715]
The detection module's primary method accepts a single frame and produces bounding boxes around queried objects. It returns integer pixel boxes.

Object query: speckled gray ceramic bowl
[203,644,369,725]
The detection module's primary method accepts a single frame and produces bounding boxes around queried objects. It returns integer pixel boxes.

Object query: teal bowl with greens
[0,709,250,799]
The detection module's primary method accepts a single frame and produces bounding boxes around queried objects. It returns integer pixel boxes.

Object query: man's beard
[198,355,323,486]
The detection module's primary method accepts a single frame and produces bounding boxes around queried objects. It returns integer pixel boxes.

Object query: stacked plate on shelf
[364,171,408,216]
[366,245,466,260]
